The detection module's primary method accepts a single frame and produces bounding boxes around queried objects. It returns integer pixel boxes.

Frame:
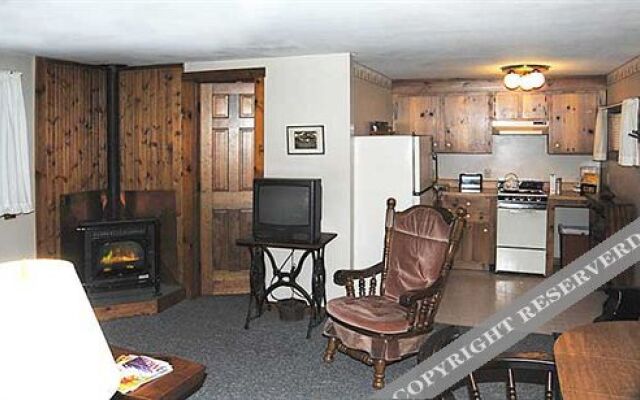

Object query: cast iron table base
[237,233,337,338]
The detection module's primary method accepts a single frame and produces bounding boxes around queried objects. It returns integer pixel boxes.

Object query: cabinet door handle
[483,228,489,233]
[446,142,452,147]
[554,142,560,148]
[465,201,471,206]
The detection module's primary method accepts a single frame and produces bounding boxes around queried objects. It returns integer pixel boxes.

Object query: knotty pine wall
[35,59,199,296]
[35,58,107,257]
[605,55,640,210]
[119,65,199,296]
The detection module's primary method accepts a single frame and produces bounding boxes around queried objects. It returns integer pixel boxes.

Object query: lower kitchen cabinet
[456,221,495,270]
[439,192,496,270]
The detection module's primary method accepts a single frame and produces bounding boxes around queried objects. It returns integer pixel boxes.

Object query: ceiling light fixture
[501,64,549,91]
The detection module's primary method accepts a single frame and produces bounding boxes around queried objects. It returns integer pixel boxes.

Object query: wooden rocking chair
[322,198,465,389]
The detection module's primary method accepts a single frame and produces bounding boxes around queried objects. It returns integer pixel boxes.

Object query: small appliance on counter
[579,163,601,195]
[369,121,391,135]
[458,173,483,193]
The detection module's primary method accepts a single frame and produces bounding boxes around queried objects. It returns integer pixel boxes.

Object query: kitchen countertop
[437,179,589,205]
[549,190,588,206]
[437,179,498,197]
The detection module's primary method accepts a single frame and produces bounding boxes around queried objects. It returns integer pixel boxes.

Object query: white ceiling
[1,0,639,79]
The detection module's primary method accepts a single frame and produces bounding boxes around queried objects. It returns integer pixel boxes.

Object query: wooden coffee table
[554,321,640,400]
[110,346,206,400]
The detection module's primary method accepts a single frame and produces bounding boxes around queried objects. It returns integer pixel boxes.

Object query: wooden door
[549,92,598,154]
[200,81,262,295]
[443,93,492,153]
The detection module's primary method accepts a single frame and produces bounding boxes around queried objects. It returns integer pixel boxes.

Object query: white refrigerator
[351,135,435,268]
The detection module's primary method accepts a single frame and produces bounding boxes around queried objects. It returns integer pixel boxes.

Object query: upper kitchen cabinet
[393,95,441,134]
[410,96,441,136]
[521,93,548,119]
[394,93,494,153]
[493,92,548,120]
[548,92,600,154]
[493,92,520,119]
[392,95,411,133]
[393,95,446,149]
[442,93,492,153]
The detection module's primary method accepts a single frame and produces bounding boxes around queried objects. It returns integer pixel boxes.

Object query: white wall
[0,52,36,262]
[186,53,352,300]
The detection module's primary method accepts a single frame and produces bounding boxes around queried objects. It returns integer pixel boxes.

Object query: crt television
[253,178,322,243]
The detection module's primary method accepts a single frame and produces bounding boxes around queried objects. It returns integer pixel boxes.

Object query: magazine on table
[116,354,174,394]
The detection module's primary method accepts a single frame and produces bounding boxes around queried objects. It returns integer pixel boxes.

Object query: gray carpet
[101,296,555,400]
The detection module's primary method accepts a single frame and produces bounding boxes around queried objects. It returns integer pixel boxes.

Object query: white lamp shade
[0,259,120,400]
[503,72,521,89]
[528,70,546,88]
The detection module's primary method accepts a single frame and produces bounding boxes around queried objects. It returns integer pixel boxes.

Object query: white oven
[496,203,548,275]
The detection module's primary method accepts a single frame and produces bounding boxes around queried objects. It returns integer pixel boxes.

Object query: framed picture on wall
[287,125,325,155]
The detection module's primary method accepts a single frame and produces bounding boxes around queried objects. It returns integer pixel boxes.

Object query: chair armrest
[334,262,384,286]
[399,277,444,307]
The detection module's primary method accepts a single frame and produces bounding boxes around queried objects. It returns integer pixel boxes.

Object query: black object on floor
[277,298,307,321]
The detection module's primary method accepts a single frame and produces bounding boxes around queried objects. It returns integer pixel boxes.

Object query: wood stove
[76,218,160,294]
[61,65,163,297]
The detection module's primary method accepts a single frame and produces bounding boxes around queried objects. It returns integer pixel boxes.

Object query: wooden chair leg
[373,359,386,389]
[323,337,339,363]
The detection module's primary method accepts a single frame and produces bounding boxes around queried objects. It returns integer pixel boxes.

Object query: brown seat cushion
[326,296,411,334]
[384,207,452,301]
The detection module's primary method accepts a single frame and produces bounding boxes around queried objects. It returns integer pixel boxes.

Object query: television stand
[236,233,337,338]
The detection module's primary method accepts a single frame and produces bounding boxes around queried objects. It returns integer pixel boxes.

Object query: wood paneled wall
[35,58,107,256]
[119,66,182,191]
[605,55,640,210]
[35,60,199,297]
[393,76,606,95]
[118,65,199,297]
[179,80,200,297]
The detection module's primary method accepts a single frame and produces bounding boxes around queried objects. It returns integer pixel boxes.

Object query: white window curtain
[0,71,33,215]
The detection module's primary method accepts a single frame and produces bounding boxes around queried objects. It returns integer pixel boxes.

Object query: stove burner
[497,180,548,209]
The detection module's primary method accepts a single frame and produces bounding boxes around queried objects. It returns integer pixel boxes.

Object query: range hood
[492,120,549,135]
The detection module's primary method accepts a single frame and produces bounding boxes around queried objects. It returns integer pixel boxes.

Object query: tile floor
[436,269,606,334]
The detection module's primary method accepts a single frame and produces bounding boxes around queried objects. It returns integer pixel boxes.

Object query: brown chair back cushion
[384,207,452,301]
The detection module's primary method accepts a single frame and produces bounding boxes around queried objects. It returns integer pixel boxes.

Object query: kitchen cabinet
[548,92,600,154]
[392,95,411,133]
[493,92,520,120]
[439,192,496,270]
[521,93,548,119]
[493,92,548,120]
[393,93,492,153]
[410,96,443,147]
[442,93,492,153]
[393,95,444,147]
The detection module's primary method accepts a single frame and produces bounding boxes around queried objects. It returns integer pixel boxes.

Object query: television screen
[258,185,310,226]
[253,178,322,243]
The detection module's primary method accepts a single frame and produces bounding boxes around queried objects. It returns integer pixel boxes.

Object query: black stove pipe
[106,65,121,219]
